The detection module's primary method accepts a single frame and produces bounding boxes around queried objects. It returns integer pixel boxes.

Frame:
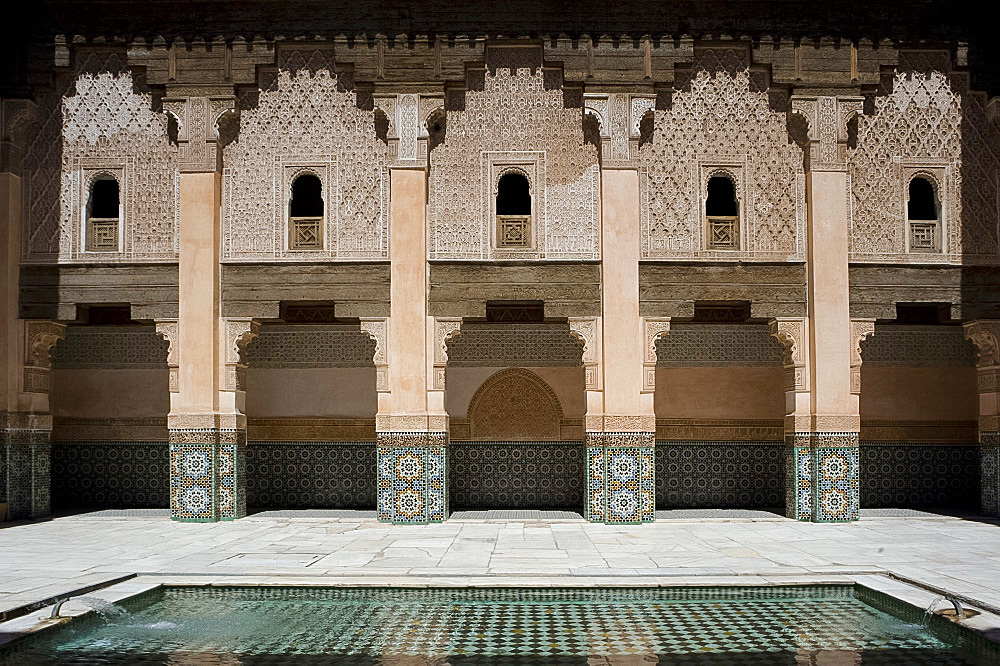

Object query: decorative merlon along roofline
[4,1,998,97]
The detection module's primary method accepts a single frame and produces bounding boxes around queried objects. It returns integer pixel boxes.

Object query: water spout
[49,595,127,620]
[924,594,966,621]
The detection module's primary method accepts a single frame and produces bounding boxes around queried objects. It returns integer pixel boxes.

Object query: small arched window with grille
[289,173,324,250]
[705,173,739,249]
[86,175,120,252]
[495,171,532,248]
[906,176,941,253]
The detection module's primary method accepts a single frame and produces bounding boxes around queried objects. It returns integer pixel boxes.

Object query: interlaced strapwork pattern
[222,68,388,260]
[638,48,805,261]
[428,68,599,260]
[850,67,1000,263]
[22,52,178,262]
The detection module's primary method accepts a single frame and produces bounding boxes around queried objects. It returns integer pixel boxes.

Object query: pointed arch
[467,368,563,441]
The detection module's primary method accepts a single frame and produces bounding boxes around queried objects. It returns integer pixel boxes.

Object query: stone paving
[2,512,1000,620]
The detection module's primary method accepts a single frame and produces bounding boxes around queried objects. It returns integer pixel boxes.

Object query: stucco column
[964,320,1000,516]
[783,95,864,522]
[376,166,446,524]
[585,168,654,524]
[166,95,246,522]
[2,99,64,521]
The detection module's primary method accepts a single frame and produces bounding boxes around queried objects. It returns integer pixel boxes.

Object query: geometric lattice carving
[244,325,377,368]
[223,68,388,260]
[639,47,805,260]
[428,65,599,260]
[655,324,785,367]
[445,323,583,368]
[850,57,1000,263]
[51,326,169,369]
[22,52,178,262]
[467,368,563,441]
[860,325,977,367]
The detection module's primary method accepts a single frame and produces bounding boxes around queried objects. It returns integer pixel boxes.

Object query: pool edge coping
[3,573,1000,653]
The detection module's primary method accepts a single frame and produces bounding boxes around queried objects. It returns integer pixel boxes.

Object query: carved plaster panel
[861,325,976,368]
[638,47,805,261]
[655,323,785,368]
[428,67,599,260]
[222,69,388,260]
[360,318,389,392]
[965,320,1000,369]
[432,318,463,391]
[245,324,377,369]
[445,322,583,368]
[155,320,179,392]
[21,52,179,263]
[52,326,169,369]
[850,60,1000,263]
[467,368,563,441]
[850,320,876,395]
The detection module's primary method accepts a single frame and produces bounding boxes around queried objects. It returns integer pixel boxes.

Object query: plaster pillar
[2,99,62,521]
[585,168,654,524]
[166,95,247,522]
[964,320,1000,516]
[783,95,865,522]
[376,166,446,524]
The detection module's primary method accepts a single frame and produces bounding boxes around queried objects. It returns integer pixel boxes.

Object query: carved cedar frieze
[850,54,1000,263]
[222,68,388,261]
[22,52,179,263]
[428,66,600,260]
[638,47,806,261]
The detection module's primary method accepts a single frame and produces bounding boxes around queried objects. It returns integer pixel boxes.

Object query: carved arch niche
[467,368,563,441]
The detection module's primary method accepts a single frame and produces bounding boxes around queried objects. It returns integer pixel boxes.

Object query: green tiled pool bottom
[4,586,998,664]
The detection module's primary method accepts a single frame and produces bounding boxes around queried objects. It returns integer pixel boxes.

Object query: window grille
[497,215,531,248]
[908,221,940,253]
[290,216,323,250]
[707,215,738,249]
[87,217,119,251]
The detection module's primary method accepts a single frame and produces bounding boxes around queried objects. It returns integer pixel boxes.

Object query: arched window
[496,171,532,248]
[705,173,738,249]
[289,173,323,249]
[86,175,120,251]
[907,176,941,252]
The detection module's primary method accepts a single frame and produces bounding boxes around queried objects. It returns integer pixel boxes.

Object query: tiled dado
[655,442,784,509]
[51,442,169,509]
[377,433,447,524]
[448,442,585,510]
[246,442,376,509]
[585,433,654,524]
[169,429,246,522]
[859,443,979,511]
[983,432,999,517]
[1,429,52,520]
[785,433,860,523]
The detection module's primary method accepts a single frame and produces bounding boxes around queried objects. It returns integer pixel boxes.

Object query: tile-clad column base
[169,429,246,522]
[1,429,51,520]
[377,432,447,524]
[585,432,654,524]
[786,433,860,522]
[982,432,999,517]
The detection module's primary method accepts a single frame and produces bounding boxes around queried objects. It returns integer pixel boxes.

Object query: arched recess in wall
[467,368,562,441]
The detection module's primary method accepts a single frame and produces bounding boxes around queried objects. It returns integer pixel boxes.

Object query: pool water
[2,586,997,664]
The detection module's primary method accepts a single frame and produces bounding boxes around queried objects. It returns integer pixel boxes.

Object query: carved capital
[790,95,863,170]
[965,320,1000,370]
[23,321,66,394]
[0,97,36,175]
[360,317,389,392]
[224,318,259,391]
[154,319,179,393]
[641,317,671,393]
[770,317,808,392]
[163,95,237,172]
[568,316,602,391]
[431,317,463,391]
[850,319,876,395]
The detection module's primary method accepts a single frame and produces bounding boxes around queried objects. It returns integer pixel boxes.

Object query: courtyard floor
[2,509,1000,625]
